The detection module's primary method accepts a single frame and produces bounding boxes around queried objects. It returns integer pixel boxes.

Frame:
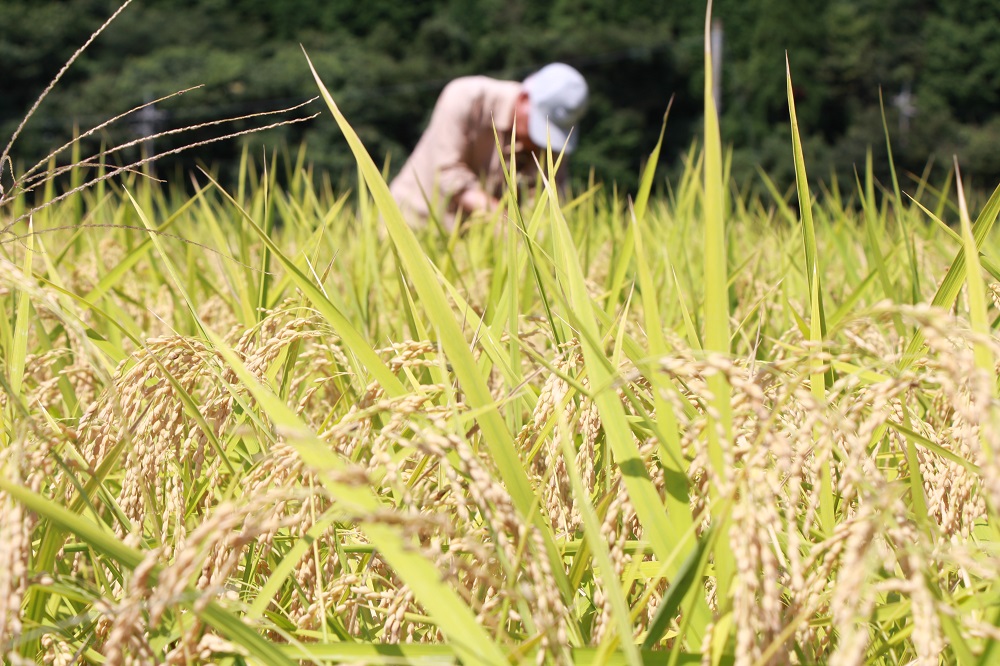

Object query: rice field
[3,8,1000,666]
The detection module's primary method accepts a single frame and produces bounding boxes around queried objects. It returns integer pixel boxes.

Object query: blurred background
[1,0,995,195]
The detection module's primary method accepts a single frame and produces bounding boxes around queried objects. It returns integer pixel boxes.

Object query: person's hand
[457,188,499,216]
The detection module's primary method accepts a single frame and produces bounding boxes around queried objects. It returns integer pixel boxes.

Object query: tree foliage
[2,0,999,192]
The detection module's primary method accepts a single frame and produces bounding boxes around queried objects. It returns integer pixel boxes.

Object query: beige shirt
[389,76,546,230]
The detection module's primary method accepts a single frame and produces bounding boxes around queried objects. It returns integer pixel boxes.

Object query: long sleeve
[425,79,482,200]
[389,76,521,227]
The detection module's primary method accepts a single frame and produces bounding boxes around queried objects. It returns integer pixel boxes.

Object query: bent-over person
[389,63,588,230]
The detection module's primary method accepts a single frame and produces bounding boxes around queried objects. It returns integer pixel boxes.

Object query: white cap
[523,63,588,154]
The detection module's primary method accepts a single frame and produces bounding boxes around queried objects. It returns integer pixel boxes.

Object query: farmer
[389,63,588,230]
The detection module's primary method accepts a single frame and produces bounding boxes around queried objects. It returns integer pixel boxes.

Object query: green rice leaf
[194,170,405,398]
[785,55,828,351]
[903,179,1000,368]
[641,523,717,651]
[558,413,640,666]
[0,478,297,666]
[209,334,510,666]
[631,205,693,525]
[9,216,33,398]
[956,161,997,467]
[541,154,712,645]
[303,50,575,615]
[957,163,995,383]
[855,154,905,335]
[702,0,734,613]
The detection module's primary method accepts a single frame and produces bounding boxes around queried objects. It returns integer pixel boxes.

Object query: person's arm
[423,79,496,215]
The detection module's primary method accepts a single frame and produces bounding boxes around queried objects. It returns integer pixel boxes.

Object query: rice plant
[3,2,1000,665]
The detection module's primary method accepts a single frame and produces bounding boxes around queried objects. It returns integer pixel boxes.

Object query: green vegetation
[4,0,1000,191]
[4,3,1000,665]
